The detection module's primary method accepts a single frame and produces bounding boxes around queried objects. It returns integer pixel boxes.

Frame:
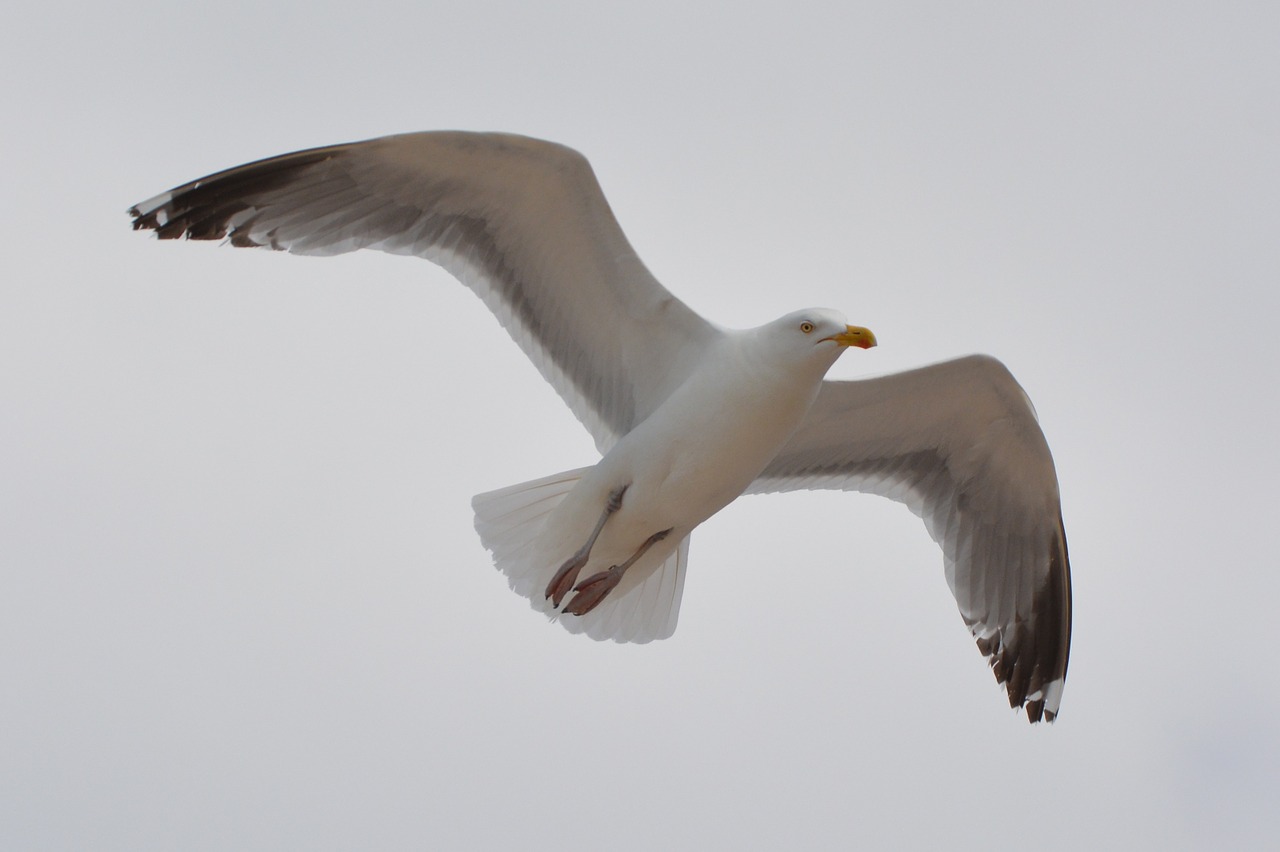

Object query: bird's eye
[800,321,815,334]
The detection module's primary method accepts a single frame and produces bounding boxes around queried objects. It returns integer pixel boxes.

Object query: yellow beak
[823,325,877,349]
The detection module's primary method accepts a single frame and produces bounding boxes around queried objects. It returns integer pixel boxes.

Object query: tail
[472,468,689,644]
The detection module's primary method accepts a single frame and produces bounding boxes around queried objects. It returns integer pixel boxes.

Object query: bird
[129,131,1072,722]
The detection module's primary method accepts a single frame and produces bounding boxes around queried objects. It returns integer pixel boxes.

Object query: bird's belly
[645,426,778,519]
[602,386,813,537]
[579,444,756,573]
[537,365,820,572]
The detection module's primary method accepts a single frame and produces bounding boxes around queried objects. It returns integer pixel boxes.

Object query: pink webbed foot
[546,553,588,608]
[561,527,673,617]
[544,484,629,607]
[563,566,624,616]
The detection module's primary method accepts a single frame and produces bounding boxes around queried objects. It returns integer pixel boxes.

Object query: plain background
[4,2,1278,849]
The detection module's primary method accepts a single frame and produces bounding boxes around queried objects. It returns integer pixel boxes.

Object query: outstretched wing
[749,355,1072,722]
[130,131,718,451]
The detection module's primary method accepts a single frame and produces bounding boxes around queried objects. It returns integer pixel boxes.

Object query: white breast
[545,333,829,570]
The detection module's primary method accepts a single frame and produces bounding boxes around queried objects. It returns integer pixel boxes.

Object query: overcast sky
[4,2,1279,849]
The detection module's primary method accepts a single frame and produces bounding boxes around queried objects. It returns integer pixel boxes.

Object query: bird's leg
[563,527,674,617]
[545,485,628,607]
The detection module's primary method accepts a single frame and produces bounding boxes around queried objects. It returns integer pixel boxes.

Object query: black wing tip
[1020,696,1058,724]
[128,206,236,241]
[129,207,210,240]
[979,642,1061,724]
[975,517,1072,724]
[127,146,344,244]
[1017,698,1057,724]
[127,204,161,233]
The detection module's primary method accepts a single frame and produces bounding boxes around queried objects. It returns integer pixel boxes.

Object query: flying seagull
[129,131,1072,722]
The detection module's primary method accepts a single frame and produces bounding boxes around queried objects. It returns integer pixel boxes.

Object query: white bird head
[757,308,877,370]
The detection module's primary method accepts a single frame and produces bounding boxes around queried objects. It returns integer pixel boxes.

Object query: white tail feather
[472,468,689,644]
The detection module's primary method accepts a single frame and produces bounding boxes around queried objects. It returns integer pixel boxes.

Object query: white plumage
[130,131,1072,722]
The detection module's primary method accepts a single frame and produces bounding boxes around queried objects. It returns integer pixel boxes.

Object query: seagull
[130,131,1072,722]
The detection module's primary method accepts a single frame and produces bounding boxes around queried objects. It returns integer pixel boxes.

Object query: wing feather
[749,354,1072,722]
[130,131,718,451]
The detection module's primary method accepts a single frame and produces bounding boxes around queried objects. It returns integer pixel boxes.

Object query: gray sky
[4,2,1278,849]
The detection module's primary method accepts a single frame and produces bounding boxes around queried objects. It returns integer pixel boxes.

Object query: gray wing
[130,131,718,451]
[749,355,1072,722]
